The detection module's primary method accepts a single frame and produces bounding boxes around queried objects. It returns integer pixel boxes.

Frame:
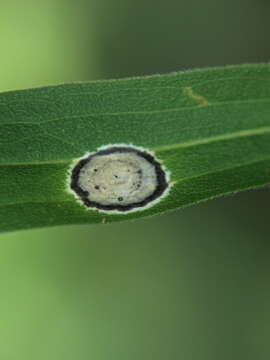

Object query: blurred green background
[1,1,270,359]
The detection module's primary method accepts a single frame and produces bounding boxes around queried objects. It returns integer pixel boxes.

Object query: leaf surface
[1,64,270,232]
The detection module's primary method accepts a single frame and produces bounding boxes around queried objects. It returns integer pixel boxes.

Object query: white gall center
[78,152,157,206]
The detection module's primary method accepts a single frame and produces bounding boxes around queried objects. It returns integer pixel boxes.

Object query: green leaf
[1,64,270,232]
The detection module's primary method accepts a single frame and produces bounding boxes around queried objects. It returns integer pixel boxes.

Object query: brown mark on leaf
[183,87,209,106]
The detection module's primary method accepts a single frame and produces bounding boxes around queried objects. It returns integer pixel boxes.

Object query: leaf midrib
[1,124,270,167]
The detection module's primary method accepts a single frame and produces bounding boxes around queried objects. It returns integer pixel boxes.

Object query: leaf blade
[1,64,270,232]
